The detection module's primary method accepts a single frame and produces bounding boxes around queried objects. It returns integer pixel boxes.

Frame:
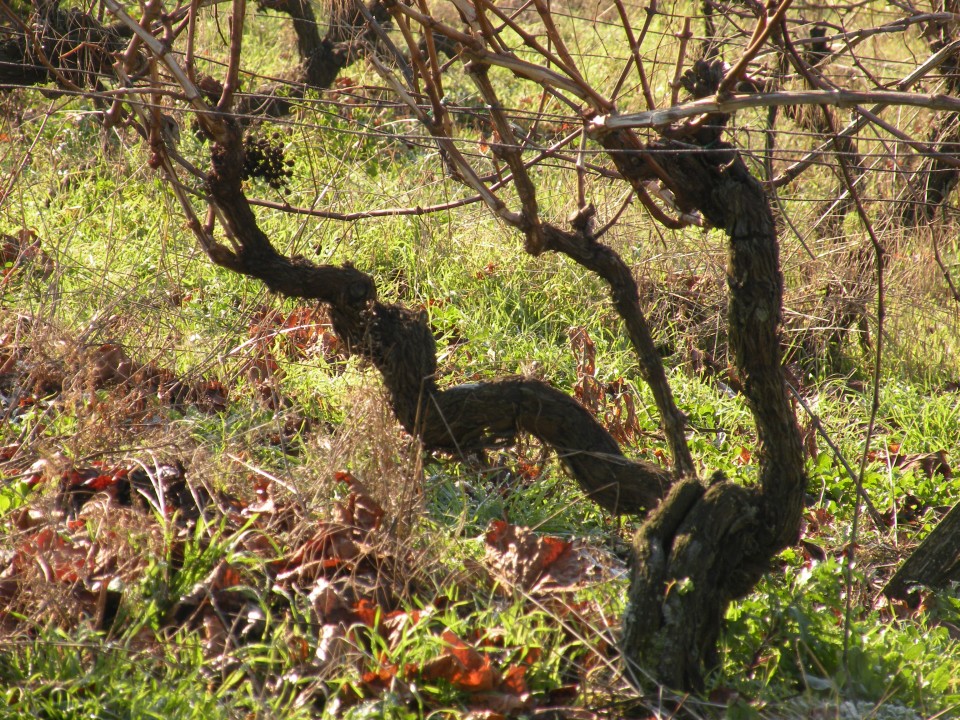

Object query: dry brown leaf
[89,343,135,388]
[484,522,598,593]
[420,631,501,692]
[900,450,952,479]
[336,491,385,533]
[273,523,360,582]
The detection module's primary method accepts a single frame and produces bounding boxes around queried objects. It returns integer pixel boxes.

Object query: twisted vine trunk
[205,119,806,688]
[206,125,672,516]
[255,0,390,90]
[204,62,807,685]
[612,139,806,689]
[0,0,129,89]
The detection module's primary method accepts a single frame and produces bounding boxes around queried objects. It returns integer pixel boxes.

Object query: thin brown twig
[530,0,588,85]
[610,0,656,108]
[389,7,444,129]
[250,122,594,222]
[473,0,581,83]
[352,0,413,84]
[669,17,692,107]
[853,104,960,170]
[781,24,886,667]
[468,63,545,251]
[717,0,795,97]
[103,0,228,142]
[390,2,602,109]
[248,195,486,219]
[932,229,960,304]
[786,384,885,528]
[769,38,960,187]
[185,0,200,84]
[593,190,634,239]
[217,0,246,112]
[468,0,510,53]
[576,129,587,210]
[785,12,960,68]
[105,0,162,129]
[124,60,218,260]
[368,54,522,227]
[415,0,446,112]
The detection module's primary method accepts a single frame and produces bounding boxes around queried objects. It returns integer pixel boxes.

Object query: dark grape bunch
[241,133,295,190]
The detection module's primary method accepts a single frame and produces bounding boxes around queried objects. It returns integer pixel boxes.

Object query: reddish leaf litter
[797,444,955,623]
[354,629,540,717]
[1,228,54,283]
[0,318,230,435]
[868,442,952,481]
[1,459,194,632]
[254,482,620,716]
[484,521,618,595]
[569,326,648,446]
[1,454,622,716]
[863,442,953,528]
[242,305,343,409]
[247,305,342,363]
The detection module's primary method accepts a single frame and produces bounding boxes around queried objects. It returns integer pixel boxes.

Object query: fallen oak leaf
[88,343,136,388]
[467,691,531,715]
[14,527,90,583]
[881,493,926,527]
[361,662,400,692]
[0,229,54,279]
[335,470,361,488]
[353,598,381,627]
[734,446,752,466]
[308,577,347,620]
[333,471,385,533]
[500,664,529,695]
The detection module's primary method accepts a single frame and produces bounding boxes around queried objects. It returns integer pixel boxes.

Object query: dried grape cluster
[242,133,294,190]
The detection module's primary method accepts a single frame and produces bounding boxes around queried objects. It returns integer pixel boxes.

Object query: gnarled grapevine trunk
[204,114,807,689]
[202,47,807,693]
[0,0,130,89]
[205,126,672,516]
[55,0,807,691]
[254,0,389,91]
[612,139,806,689]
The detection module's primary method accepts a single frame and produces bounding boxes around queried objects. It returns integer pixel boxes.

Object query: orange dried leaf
[485,522,586,592]
[420,631,500,692]
[735,447,752,466]
[501,664,528,695]
[276,524,359,577]
[362,663,398,691]
[335,470,359,487]
[900,451,952,479]
[89,343,135,387]
[336,491,384,533]
[287,634,310,663]
[353,599,380,627]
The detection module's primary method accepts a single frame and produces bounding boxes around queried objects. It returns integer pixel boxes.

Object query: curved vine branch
[203,121,671,515]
